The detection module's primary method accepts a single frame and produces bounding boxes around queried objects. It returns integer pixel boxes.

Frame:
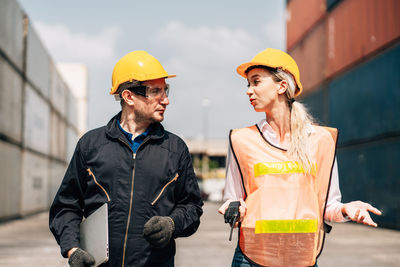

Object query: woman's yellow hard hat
[236,48,303,97]
[110,51,176,95]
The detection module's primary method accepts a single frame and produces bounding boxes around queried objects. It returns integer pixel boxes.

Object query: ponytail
[288,101,314,173]
[271,68,314,173]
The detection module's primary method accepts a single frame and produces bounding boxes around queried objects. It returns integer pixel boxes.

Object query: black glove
[68,248,95,267]
[143,216,175,248]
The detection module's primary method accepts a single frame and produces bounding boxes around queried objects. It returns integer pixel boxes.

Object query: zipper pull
[132,153,136,167]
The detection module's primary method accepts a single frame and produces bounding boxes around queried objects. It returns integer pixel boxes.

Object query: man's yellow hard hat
[110,51,176,95]
[236,48,303,97]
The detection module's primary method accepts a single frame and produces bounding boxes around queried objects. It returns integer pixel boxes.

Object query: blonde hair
[272,68,314,173]
[246,65,314,172]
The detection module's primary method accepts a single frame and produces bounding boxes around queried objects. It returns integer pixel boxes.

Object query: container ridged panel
[290,20,326,93]
[50,63,67,117]
[48,160,66,206]
[0,56,23,142]
[21,150,49,215]
[26,23,50,97]
[23,84,50,154]
[338,138,400,229]
[0,0,24,70]
[328,43,400,144]
[286,0,326,50]
[50,111,66,161]
[326,0,400,78]
[0,140,22,218]
[66,126,78,162]
[301,86,329,125]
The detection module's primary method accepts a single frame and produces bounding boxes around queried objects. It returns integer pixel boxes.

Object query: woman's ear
[277,80,288,95]
[121,90,135,106]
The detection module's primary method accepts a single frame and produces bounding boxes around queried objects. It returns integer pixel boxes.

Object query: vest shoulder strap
[314,125,338,144]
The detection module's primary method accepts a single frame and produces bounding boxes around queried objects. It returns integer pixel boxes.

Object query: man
[49,51,204,267]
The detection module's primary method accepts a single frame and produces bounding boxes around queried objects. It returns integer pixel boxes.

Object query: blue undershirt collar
[117,119,152,153]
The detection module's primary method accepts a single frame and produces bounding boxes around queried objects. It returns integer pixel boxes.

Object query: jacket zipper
[87,168,110,202]
[151,173,179,206]
[120,137,150,267]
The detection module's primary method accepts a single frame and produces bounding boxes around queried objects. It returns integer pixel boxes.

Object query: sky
[18,0,286,140]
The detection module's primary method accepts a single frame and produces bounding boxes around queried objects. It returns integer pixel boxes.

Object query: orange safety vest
[230,125,337,267]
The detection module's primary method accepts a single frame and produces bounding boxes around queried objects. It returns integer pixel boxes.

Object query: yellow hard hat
[110,51,176,95]
[236,48,303,96]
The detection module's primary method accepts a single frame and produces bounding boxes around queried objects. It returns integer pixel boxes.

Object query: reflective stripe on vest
[230,125,337,267]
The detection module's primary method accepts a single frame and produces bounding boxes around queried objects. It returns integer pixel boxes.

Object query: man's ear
[121,90,134,106]
[277,80,288,95]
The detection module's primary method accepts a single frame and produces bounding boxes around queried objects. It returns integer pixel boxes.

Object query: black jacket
[49,113,203,266]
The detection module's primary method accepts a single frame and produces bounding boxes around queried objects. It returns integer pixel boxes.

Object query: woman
[218,48,381,267]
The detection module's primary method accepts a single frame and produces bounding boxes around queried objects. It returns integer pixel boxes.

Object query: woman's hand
[218,199,247,227]
[341,200,382,227]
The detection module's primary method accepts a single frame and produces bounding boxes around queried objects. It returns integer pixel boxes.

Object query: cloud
[151,21,266,139]
[31,21,122,130]
[33,21,121,65]
[263,20,286,50]
[154,21,261,69]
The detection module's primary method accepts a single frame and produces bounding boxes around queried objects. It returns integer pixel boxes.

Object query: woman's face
[246,68,281,112]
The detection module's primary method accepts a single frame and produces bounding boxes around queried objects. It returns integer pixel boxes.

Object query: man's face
[132,78,170,124]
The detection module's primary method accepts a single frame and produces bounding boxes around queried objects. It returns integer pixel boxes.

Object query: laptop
[80,203,109,266]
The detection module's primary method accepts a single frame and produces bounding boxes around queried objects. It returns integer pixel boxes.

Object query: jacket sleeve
[49,140,87,257]
[169,144,203,238]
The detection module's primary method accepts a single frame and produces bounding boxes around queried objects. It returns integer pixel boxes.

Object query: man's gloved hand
[143,216,175,248]
[68,248,95,267]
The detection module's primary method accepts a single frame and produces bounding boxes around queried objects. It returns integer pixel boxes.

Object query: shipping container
[23,84,50,154]
[326,0,400,78]
[0,140,22,219]
[57,63,88,99]
[20,150,49,215]
[0,0,24,70]
[50,62,67,117]
[328,43,400,145]
[66,126,78,162]
[50,111,66,161]
[57,63,89,134]
[286,0,326,50]
[301,85,329,125]
[76,99,88,136]
[337,137,400,229]
[290,20,326,93]
[0,56,23,142]
[25,22,50,97]
[48,160,66,206]
[327,0,342,10]
[66,89,78,128]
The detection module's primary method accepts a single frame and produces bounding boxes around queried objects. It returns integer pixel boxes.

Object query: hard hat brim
[110,74,176,95]
[236,62,302,97]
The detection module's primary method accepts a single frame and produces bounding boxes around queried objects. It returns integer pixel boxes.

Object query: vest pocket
[87,168,110,202]
[151,173,179,206]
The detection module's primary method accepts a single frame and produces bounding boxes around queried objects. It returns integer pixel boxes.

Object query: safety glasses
[129,84,170,99]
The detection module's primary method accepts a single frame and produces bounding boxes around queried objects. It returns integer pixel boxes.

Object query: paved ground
[0,201,399,266]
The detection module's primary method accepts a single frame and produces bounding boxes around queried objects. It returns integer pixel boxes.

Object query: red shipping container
[326,0,400,78]
[290,20,327,95]
[287,0,326,50]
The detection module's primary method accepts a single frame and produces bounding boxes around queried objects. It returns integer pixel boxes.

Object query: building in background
[185,139,228,201]
[0,0,88,220]
[286,0,400,229]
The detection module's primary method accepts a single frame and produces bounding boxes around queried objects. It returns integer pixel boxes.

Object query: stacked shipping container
[287,0,400,228]
[0,0,87,219]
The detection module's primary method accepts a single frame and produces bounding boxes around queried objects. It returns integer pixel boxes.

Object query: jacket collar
[105,111,165,141]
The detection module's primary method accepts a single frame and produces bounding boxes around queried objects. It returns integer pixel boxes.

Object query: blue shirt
[117,119,152,153]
